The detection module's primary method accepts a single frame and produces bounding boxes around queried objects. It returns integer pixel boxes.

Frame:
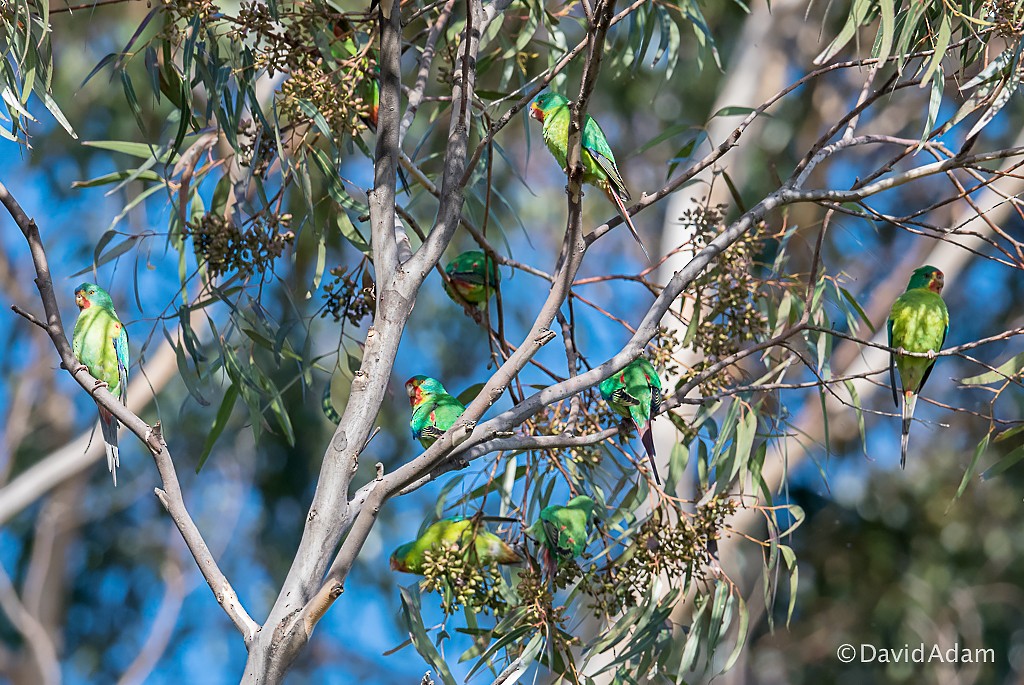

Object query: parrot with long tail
[529,92,650,260]
[390,516,521,573]
[72,283,129,485]
[600,357,664,484]
[888,265,948,468]
[406,375,465,448]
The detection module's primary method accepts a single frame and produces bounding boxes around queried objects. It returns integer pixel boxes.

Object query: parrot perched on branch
[72,282,129,485]
[887,265,949,469]
[529,91,650,261]
[390,516,521,574]
[443,250,500,312]
[406,375,465,448]
[599,357,664,484]
[528,495,594,573]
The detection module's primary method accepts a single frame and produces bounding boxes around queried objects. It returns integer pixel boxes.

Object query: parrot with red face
[529,91,650,260]
[72,283,129,485]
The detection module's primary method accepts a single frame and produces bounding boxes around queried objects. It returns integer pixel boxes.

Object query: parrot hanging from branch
[529,91,650,261]
[887,265,949,469]
[600,357,664,484]
[72,282,129,485]
[527,495,594,576]
[390,516,521,573]
[443,250,500,313]
[405,375,465,448]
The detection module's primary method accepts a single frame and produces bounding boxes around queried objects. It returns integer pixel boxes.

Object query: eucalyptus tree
[1,0,1022,683]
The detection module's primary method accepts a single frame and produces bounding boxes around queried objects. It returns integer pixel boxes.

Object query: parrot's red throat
[530,103,544,121]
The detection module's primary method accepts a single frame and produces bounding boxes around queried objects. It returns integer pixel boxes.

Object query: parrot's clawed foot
[895,346,908,355]
[926,349,937,360]
[90,380,109,394]
[71,364,89,375]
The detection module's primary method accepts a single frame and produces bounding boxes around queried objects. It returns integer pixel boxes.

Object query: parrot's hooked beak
[529,102,544,122]
[929,269,945,294]
[405,379,422,405]
[75,291,89,310]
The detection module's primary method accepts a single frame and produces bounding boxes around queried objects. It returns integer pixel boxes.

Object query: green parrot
[888,265,949,469]
[390,516,522,573]
[406,375,466,448]
[529,92,650,260]
[599,357,664,484]
[72,283,129,485]
[443,250,500,311]
[528,495,595,572]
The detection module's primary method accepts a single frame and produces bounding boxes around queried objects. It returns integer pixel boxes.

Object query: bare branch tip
[10,304,47,330]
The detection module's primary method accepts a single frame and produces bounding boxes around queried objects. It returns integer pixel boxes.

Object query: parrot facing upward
[529,92,650,261]
[72,283,129,485]
[390,516,521,574]
[443,251,500,312]
[888,265,949,469]
[528,495,595,573]
[406,375,466,448]
[599,357,664,484]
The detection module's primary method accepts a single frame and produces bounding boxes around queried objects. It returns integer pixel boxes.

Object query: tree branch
[0,179,258,644]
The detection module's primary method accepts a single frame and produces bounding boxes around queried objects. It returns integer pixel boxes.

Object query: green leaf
[83,139,176,161]
[920,12,951,87]
[995,425,1024,443]
[455,382,485,406]
[813,0,872,65]
[874,0,895,68]
[211,174,232,217]
[399,587,456,685]
[730,407,756,482]
[196,384,239,473]
[72,169,162,188]
[960,352,1024,385]
[962,47,1015,90]
[780,544,798,627]
[981,444,1024,481]
[838,286,876,335]
[705,582,730,656]
[665,441,689,491]
[336,211,372,256]
[677,591,711,672]
[70,234,143,276]
[312,234,327,292]
[719,594,748,673]
[710,105,757,118]
[465,625,531,679]
[954,433,990,501]
[966,66,1020,140]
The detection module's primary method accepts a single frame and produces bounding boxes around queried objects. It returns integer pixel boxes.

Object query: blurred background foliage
[0,0,1022,683]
